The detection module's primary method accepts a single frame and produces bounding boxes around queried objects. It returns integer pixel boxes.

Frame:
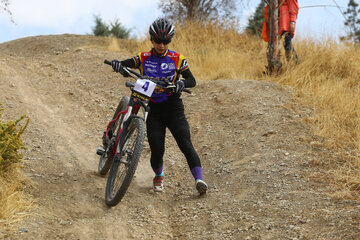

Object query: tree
[0,0,10,13]
[110,19,131,39]
[91,16,131,39]
[158,0,239,24]
[92,15,110,37]
[1,0,14,23]
[266,0,281,75]
[343,0,360,44]
[246,0,265,37]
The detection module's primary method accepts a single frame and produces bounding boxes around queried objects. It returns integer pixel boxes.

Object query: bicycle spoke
[111,124,138,196]
[105,117,145,206]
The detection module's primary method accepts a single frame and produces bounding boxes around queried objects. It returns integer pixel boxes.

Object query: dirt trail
[0,35,359,240]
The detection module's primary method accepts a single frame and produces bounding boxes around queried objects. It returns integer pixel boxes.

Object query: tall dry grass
[101,22,360,198]
[0,166,33,231]
[276,40,360,198]
[111,22,268,80]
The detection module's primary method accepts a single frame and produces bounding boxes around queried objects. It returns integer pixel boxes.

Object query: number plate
[134,79,156,97]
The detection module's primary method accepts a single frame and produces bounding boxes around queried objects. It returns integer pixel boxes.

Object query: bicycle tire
[98,96,130,175]
[105,117,145,206]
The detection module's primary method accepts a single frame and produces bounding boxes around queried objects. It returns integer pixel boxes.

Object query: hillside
[0,35,359,239]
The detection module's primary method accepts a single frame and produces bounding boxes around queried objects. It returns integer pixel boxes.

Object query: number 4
[142,81,149,92]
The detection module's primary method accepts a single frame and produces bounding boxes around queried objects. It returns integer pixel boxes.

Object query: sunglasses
[153,39,171,45]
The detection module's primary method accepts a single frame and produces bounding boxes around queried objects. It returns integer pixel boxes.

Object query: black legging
[146,99,201,172]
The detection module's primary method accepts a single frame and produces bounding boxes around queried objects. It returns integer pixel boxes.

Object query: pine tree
[92,16,131,39]
[246,1,266,37]
[110,19,131,39]
[343,0,360,44]
[92,15,110,37]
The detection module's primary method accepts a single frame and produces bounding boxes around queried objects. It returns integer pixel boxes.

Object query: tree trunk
[267,0,281,75]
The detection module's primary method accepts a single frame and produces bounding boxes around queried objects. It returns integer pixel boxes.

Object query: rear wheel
[98,96,129,175]
[105,117,145,206]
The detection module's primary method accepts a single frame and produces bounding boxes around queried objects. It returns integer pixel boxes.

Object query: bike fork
[114,106,133,165]
[144,111,149,122]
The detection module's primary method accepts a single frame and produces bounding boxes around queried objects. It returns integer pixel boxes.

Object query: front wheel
[105,117,145,206]
[98,96,129,175]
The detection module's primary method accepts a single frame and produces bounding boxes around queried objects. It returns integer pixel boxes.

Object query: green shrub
[92,15,131,39]
[0,105,29,172]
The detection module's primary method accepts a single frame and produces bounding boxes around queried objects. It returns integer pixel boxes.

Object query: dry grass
[0,165,33,232]
[106,22,268,80]
[98,22,360,199]
[276,40,360,199]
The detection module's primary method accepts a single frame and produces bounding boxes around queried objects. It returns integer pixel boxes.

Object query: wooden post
[267,0,281,75]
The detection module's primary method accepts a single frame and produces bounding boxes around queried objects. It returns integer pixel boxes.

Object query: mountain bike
[97,60,190,207]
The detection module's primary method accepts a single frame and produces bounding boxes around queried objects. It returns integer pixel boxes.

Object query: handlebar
[104,60,142,79]
[104,59,191,94]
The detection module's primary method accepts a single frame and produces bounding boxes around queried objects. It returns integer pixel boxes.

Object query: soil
[0,34,359,240]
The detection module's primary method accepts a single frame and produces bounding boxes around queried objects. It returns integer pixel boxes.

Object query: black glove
[111,60,129,77]
[174,80,185,93]
[111,59,122,72]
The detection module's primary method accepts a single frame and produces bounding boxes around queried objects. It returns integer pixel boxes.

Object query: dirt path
[0,35,359,240]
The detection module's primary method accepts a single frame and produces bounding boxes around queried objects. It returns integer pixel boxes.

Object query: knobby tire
[105,117,145,206]
[98,96,130,175]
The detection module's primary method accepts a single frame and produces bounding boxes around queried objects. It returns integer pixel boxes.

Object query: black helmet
[149,18,175,44]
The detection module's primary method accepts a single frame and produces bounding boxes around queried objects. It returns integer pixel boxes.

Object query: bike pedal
[96,147,105,156]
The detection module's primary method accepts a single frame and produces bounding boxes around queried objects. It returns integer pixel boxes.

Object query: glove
[174,80,185,93]
[111,60,129,77]
[111,59,122,72]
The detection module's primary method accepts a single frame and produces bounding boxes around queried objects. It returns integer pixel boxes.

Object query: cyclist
[110,18,208,195]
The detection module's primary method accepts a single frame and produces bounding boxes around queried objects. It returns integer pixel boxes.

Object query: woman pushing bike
[110,18,208,195]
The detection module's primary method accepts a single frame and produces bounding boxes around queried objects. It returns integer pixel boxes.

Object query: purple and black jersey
[132,49,189,103]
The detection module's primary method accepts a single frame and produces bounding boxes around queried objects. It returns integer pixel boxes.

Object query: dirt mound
[0,35,359,239]
[0,34,109,57]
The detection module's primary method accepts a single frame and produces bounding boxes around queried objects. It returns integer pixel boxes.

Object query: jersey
[132,49,189,103]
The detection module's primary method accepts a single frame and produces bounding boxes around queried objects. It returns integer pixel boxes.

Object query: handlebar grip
[104,60,111,65]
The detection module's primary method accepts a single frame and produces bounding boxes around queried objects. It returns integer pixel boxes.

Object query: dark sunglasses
[153,39,171,45]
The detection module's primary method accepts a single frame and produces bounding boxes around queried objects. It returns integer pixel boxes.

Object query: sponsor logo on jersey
[168,63,176,70]
[147,68,157,73]
[161,63,169,70]
[144,63,157,68]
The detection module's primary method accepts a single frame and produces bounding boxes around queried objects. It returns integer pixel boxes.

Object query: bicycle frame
[102,60,183,161]
[106,92,150,159]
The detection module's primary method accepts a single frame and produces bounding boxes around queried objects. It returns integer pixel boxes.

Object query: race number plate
[133,79,156,97]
